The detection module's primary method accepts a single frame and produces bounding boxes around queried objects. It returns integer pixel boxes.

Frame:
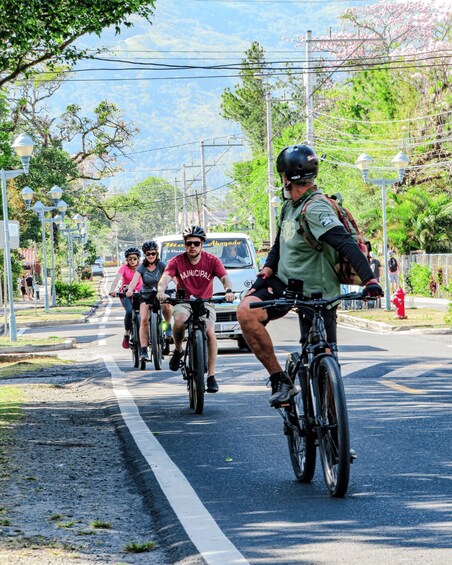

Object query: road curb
[338,313,452,334]
[338,314,397,332]
[0,338,76,355]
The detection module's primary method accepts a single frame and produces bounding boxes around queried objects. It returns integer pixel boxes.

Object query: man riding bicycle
[157,225,234,393]
[237,144,383,407]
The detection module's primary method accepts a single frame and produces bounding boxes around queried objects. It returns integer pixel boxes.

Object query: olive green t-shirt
[277,190,343,298]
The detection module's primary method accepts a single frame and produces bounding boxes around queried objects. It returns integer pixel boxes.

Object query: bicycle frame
[165,295,226,414]
[181,301,208,379]
[250,288,367,497]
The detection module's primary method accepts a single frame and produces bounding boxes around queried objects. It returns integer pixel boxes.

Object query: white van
[154,232,258,350]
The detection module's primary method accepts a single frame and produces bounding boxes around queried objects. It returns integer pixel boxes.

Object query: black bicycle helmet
[124,246,140,257]
[182,225,206,241]
[276,145,319,183]
[142,240,158,252]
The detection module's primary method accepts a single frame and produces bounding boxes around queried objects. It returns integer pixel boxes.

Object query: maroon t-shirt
[164,251,227,299]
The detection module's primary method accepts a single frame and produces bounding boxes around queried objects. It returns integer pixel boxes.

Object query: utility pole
[200,141,207,227]
[305,30,314,146]
[182,165,188,228]
[304,30,384,147]
[199,139,243,229]
[266,94,277,244]
[174,178,179,232]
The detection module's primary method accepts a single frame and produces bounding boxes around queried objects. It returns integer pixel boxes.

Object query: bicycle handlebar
[116,291,140,299]
[249,291,369,311]
[163,295,228,306]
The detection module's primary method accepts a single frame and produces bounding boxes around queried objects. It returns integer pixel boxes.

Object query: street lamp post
[1,133,35,340]
[21,186,68,311]
[59,222,83,282]
[355,151,409,311]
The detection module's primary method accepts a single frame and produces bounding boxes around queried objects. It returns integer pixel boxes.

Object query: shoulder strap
[297,194,335,252]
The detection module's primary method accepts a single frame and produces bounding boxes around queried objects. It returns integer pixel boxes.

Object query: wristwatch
[225,288,233,294]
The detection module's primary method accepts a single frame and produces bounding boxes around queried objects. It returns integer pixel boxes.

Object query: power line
[65,51,452,72]
[22,60,451,82]
[315,108,452,125]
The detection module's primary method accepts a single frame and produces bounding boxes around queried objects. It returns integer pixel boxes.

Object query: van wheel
[237,335,251,352]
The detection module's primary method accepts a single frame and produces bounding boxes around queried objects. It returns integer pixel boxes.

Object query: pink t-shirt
[164,251,227,299]
[118,264,142,292]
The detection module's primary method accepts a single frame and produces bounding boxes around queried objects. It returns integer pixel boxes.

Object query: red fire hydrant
[391,287,407,319]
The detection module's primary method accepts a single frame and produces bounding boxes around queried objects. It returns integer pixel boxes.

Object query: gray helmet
[276,145,319,183]
[124,246,140,257]
[142,240,158,252]
[182,225,206,241]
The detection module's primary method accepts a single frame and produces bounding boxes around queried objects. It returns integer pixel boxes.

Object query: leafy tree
[0,0,156,87]
[110,177,181,247]
[220,42,299,154]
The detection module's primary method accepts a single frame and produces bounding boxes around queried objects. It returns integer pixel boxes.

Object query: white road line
[104,355,250,565]
[17,327,28,335]
[341,361,380,377]
[382,361,448,380]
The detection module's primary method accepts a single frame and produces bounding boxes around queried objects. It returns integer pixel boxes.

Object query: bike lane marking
[378,362,448,394]
[99,287,249,564]
[103,355,250,565]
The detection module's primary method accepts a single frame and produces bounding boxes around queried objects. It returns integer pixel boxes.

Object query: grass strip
[0,336,66,348]
[0,358,71,379]
[339,307,447,328]
[0,386,24,477]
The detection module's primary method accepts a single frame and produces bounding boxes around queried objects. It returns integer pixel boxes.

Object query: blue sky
[52,0,376,197]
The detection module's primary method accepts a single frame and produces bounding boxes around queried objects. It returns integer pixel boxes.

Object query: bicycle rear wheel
[316,355,350,497]
[189,328,206,415]
[150,312,163,370]
[285,353,316,483]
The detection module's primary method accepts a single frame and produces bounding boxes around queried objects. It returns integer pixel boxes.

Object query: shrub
[405,263,432,296]
[55,281,95,305]
[444,301,452,327]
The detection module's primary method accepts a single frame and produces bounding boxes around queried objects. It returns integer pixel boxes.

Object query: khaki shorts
[172,302,216,325]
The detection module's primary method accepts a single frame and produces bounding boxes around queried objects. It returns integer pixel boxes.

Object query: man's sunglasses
[185,240,202,247]
[145,251,157,256]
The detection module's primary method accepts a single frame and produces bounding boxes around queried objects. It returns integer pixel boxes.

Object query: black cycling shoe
[268,371,298,407]
[140,347,150,362]
[206,375,219,393]
[162,338,171,356]
[169,349,184,371]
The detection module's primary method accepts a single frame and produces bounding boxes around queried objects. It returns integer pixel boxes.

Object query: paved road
[26,275,452,564]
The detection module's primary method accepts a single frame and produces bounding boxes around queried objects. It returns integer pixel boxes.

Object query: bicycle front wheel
[189,328,206,415]
[316,355,350,497]
[131,313,140,369]
[285,353,316,483]
[150,312,163,370]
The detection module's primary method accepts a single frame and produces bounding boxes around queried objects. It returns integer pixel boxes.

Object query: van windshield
[160,238,253,269]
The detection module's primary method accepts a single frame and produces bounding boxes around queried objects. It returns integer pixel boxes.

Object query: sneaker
[268,371,298,407]
[162,338,171,356]
[122,335,130,349]
[169,349,184,371]
[206,375,219,393]
[140,347,150,362]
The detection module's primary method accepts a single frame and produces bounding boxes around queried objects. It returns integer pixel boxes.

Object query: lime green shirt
[277,190,343,298]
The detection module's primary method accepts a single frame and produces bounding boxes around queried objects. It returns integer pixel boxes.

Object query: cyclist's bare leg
[139,303,150,347]
[172,312,188,352]
[162,303,172,324]
[237,296,282,375]
[206,321,217,376]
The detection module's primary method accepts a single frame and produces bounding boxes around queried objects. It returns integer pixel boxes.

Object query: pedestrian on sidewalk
[26,273,34,300]
[388,250,400,293]
[19,275,26,301]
